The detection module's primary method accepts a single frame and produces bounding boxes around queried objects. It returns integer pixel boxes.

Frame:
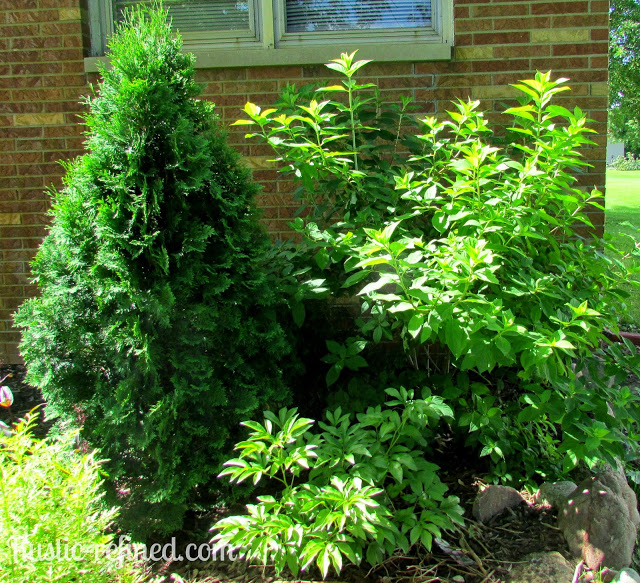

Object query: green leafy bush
[0,412,133,582]
[234,53,440,398]
[234,58,424,229]
[212,395,463,577]
[15,6,293,538]
[609,152,640,170]
[237,54,640,484]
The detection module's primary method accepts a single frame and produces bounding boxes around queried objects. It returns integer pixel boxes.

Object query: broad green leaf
[410,525,421,546]
[432,212,448,234]
[356,256,392,268]
[326,363,343,387]
[504,105,536,121]
[291,301,305,327]
[388,302,414,313]
[365,543,383,567]
[444,319,467,359]
[408,313,424,338]
[318,84,347,92]
[326,340,343,354]
[318,548,331,578]
[343,270,371,288]
[315,248,331,269]
[495,336,511,357]
[359,277,391,296]
[396,453,418,470]
[389,460,403,483]
[420,530,433,550]
[553,339,575,350]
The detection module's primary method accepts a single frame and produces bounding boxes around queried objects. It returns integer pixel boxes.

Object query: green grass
[605,169,640,326]
[606,170,640,209]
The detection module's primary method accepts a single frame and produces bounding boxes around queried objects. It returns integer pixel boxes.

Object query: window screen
[285,0,432,33]
[114,0,252,33]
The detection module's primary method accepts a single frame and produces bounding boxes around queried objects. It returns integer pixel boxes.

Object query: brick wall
[0,0,88,363]
[0,0,610,363]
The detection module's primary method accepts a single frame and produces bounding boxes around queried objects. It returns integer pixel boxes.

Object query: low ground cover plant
[213,392,464,577]
[0,411,133,583]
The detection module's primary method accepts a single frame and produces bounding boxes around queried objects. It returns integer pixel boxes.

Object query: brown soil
[0,363,53,438]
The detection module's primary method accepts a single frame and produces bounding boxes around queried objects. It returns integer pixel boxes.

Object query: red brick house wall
[0,0,610,363]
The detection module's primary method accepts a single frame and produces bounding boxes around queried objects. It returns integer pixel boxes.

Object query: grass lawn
[605,169,640,326]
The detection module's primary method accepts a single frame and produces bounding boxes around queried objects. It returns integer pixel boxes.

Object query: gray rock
[472,485,524,523]
[505,551,575,583]
[535,480,577,509]
[613,568,640,583]
[558,469,640,570]
[601,569,621,583]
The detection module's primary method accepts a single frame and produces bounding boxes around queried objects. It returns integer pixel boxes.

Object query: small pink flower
[0,386,13,408]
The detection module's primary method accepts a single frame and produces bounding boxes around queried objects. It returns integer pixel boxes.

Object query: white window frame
[85,0,453,71]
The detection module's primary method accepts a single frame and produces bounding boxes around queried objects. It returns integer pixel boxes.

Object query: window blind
[115,0,252,32]
[285,0,432,33]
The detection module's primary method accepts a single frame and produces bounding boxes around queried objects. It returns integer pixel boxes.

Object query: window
[284,1,433,33]
[86,0,453,69]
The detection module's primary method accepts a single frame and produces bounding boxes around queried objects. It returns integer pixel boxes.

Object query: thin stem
[386,244,423,369]
[394,101,408,154]
[347,80,359,172]
[281,465,289,489]
[386,417,406,454]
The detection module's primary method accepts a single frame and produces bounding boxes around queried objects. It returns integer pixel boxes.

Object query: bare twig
[479,569,497,583]
[459,534,488,576]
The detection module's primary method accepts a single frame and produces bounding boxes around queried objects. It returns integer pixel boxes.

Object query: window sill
[83,42,452,72]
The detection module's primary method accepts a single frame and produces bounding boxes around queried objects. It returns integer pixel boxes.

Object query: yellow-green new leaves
[511,71,570,108]
[324,51,371,78]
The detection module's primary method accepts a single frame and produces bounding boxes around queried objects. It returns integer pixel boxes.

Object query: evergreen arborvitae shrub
[15,6,292,538]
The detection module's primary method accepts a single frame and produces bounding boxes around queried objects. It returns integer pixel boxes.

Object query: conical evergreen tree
[15,6,292,538]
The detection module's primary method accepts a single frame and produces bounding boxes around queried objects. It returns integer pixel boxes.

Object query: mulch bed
[140,494,569,583]
[0,363,53,439]
[0,364,576,583]
[141,470,571,583]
